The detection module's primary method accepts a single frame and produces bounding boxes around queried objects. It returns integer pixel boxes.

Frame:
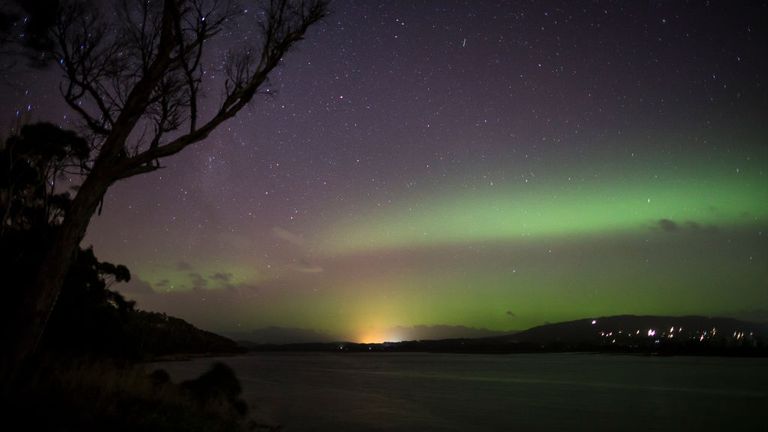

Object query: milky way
[3,1,767,342]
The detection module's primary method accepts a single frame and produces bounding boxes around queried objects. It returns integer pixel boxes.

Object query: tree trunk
[2,2,174,390]
[1,168,112,392]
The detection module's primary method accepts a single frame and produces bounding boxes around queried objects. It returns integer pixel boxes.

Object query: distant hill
[128,310,245,358]
[43,306,244,360]
[32,246,245,361]
[226,326,337,346]
[508,315,768,346]
[229,325,512,345]
[244,315,768,356]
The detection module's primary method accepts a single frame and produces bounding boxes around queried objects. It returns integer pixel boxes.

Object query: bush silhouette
[181,362,248,416]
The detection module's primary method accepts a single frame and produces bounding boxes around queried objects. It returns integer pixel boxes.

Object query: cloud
[685,221,701,230]
[658,218,679,232]
[273,226,305,247]
[210,272,233,283]
[188,272,208,289]
[288,258,324,274]
[128,279,263,317]
[271,227,325,273]
[655,218,717,233]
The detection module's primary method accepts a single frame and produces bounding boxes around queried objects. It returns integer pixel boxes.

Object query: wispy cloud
[273,227,306,247]
[288,259,324,274]
[655,218,717,233]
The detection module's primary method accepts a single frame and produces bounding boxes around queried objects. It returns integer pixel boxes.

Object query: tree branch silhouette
[1,0,328,391]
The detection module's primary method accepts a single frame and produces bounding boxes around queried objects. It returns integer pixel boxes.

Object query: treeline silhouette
[1,0,328,428]
[1,123,242,361]
[44,246,243,359]
[44,246,244,358]
[1,123,259,430]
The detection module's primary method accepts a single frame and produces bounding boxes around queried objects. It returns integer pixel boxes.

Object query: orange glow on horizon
[357,331,387,344]
[356,327,404,344]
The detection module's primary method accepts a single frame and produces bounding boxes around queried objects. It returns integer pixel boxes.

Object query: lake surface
[152,353,767,431]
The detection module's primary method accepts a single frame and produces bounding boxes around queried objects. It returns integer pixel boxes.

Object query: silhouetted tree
[181,362,248,416]
[1,122,242,363]
[42,246,137,358]
[1,0,328,389]
[1,123,90,334]
[1,123,133,358]
[0,123,88,234]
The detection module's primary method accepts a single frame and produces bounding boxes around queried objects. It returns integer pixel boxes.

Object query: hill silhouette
[245,315,768,356]
[509,315,768,346]
[35,246,243,361]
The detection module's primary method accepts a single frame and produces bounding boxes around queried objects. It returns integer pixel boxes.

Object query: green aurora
[68,0,768,342]
[112,151,768,342]
[319,156,768,255]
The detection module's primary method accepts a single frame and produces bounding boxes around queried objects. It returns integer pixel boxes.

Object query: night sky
[4,1,768,343]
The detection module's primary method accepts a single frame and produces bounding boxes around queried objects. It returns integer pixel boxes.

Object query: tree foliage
[1,0,327,388]
[1,123,91,316]
[1,123,126,356]
[1,123,241,360]
[0,123,88,232]
[49,0,328,180]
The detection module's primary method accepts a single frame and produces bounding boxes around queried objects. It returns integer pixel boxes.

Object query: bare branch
[30,0,328,181]
[111,0,328,179]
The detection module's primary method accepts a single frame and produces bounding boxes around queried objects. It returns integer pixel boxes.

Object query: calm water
[152,353,767,431]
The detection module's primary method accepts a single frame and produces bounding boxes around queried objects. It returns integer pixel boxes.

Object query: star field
[3,1,767,342]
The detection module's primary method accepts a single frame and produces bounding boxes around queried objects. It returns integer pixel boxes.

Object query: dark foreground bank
[3,357,275,432]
